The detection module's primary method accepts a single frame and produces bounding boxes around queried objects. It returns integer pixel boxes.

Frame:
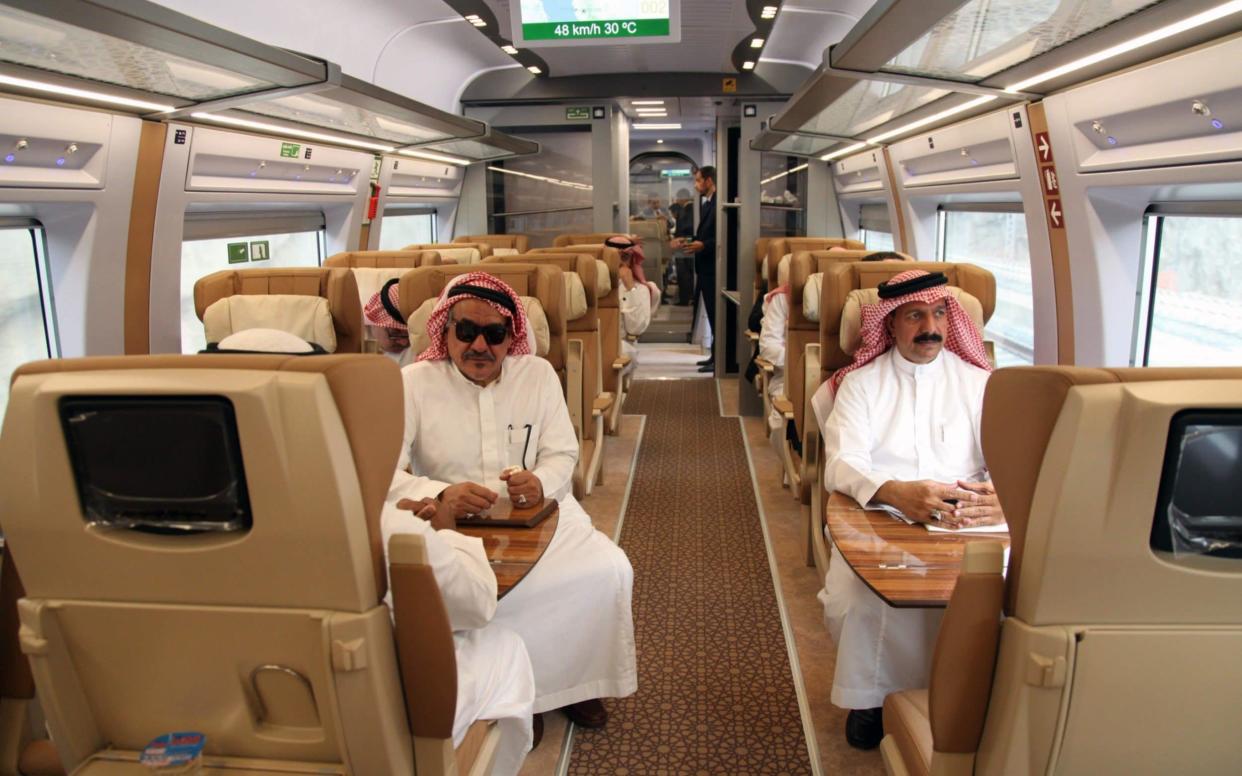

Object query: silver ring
[930,510,942,521]
[517,495,528,506]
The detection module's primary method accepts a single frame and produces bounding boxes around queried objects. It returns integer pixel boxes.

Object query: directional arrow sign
[1035,132,1053,163]
[1047,198,1064,229]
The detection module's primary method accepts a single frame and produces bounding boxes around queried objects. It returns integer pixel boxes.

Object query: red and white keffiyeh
[605,235,648,284]
[363,279,406,330]
[830,269,990,394]
[416,272,532,362]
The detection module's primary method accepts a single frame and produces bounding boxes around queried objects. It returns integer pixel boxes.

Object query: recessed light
[527,65,542,74]
[864,96,997,144]
[761,6,778,19]
[820,142,868,162]
[634,123,681,130]
[0,73,176,112]
[750,38,764,48]
[398,149,472,166]
[189,113,395,152]
[657,139,664,144]
[632,100,665,106]
[501,45,519,54]
[742,61,755,70]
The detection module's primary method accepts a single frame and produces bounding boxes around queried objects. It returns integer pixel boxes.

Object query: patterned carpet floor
[567,379,813,775]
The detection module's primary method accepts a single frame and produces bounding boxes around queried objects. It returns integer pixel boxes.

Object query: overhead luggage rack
[0,0,489,153]
[748,128,846,159]
[771,0,1242,160]
[404,125,542,164]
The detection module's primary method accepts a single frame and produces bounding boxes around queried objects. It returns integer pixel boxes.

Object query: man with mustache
[818,269,1003,749]
[385,272,636,750]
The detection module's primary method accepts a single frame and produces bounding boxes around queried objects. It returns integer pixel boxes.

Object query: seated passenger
[211,328,537,776]
[387,272,637,733]
[364,279,413,367]
[610,236,656,375]
[862,250,905,261]
[818,269,1004,750]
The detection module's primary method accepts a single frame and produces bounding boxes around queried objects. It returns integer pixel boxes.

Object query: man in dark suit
[672,166,717,372]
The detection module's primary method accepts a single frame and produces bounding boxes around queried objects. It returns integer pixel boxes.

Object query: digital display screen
[1151,410,1242,559]
[513,0,681,47]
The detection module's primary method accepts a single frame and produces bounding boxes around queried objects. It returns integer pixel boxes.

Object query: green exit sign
[661,169,692,178]
[279,142,301,158]
[566,107,591,121]
[227,242,249,264]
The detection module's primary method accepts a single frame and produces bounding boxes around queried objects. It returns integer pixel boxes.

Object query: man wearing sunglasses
[384,272,637,740]
[363,279,413,367]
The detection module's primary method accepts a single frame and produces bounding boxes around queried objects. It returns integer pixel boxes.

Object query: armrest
[773,396,795,419]
[613,355,632,370]
[755,357,775,374]
[388,534,457,740]
[745,330,760,342]
[592,392,614,416]
[928,542,1005,754]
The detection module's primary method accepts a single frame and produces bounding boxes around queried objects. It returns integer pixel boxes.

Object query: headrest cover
[878,271,948,299]
[212,329,323,355]
[202,295,337,353]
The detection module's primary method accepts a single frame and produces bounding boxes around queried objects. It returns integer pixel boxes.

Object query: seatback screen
[59,396,252,534]
[1151,410,1242,559]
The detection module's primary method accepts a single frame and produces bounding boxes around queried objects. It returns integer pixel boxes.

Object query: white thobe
[380,504,534,776]
[390,355,637,714]
[382,347,414,368]
[818,348,990,709]
[619,282,652,375]
[759,292,788,432]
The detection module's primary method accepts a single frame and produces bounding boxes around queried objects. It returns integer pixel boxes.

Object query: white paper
[925,521,1009,534]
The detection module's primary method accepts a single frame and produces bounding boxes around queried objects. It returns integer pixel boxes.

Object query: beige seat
[404,243,494,265]
[456,234,530,256]
[552,232,628,248]
[882,366,1242,776]
[807,260,993,572]
[765,237,865,286]
[628,218,670,291]
[483,252,610,498]
[0,355,501,776]
[324,251,443,352]
[531,244,626,434]
[193,267,363,354]
[397,263,568,385]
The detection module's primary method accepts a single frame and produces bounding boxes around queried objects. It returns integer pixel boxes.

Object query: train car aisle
[560,378,818,774]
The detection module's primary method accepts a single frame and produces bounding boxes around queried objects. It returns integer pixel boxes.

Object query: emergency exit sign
[566,106,591,121]
[279,142,301,158]
[227,242,249,263]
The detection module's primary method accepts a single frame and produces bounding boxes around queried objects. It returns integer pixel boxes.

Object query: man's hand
[618,264,636,290]
[950,480,1005,527]
[874,480,968,526]
[500,468,543,508]
[438,482,498,518]
[396,497,455,531]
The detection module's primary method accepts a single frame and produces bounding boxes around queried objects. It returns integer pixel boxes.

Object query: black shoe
[845,707,884,750]
[563,699,608,729]
[697,363,714,373]
[531,713,544,749]
[696,356,713,366]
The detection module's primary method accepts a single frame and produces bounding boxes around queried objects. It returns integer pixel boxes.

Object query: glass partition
[1138,214,1242,367]
[760,154,807,239]
[882,0,1161,83]
[938,207,1034,366]
[862,229,895,252]
[179,221,325,354]
[785,79,949,139]
[0,223,56,419]
[488,130,593,249]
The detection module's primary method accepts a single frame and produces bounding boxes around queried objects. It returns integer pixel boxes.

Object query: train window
[488,129,593,248]
[180,212,326,353]
[377,209,436,249]
[859,204,894,251]
[937,205,1034,366]
[1137,214,1242,367]
[0,222,57,420]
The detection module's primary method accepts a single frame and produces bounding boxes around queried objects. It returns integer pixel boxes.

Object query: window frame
[1133,204,1242,367]
[378,206,439,247]
[0,218,60,360]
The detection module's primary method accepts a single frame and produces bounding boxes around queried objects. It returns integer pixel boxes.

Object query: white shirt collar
[890,347,944,379]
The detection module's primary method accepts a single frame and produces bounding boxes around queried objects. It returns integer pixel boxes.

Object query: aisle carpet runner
[568,379,813,775]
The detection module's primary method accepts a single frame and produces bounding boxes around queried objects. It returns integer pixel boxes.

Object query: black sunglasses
[453,318,509,346]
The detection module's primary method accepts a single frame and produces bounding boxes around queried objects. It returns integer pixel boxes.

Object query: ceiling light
[1005,0,1242,93]
[750,38,765,48]
[634,123,681,130]
[760,163,808,185]
[488,165,593,191]
[464,14,486,27]
[820,142,869,162]
[632,100,665,106]
[742,61,755,70]
[0,73,176,112]
[657,139,664,144]
[636,109,667,114]
[501,44,519,54]
[398,148,472,166]
[527,65,542,74]
[864,96,996,144]
[189,112,395,152]
[761,6,778,19]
